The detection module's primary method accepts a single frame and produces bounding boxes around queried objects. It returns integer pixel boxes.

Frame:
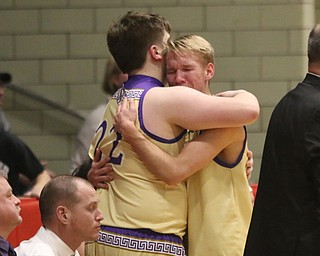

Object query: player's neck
[130,63,165,84]
[308,63,320,76]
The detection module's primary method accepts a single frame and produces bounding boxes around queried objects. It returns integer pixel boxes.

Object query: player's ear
[206,63,215,79]
[150,45,162,61]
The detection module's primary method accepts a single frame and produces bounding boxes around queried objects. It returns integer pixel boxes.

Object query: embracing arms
[115,98,252,185]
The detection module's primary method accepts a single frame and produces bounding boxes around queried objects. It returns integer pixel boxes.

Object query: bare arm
[115,98,245,185]
[24,170,52,198]
[145,87,260,132]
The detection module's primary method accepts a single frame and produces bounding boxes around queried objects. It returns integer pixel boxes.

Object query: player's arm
[72,149,114,189]
[146,86,260,131]
[87,149,114,189]
[115,98,244,185]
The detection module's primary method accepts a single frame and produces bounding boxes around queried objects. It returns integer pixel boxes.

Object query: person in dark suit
[244,24,320,256]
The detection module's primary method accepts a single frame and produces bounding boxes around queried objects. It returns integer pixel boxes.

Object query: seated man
[15,175,104,256]
[0,130,52,197]
[0,170,22,256]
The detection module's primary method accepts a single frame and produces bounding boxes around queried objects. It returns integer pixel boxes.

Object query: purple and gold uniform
[87,75,187,256]
[187,129,253,256]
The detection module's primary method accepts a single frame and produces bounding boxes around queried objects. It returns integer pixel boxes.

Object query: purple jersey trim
[100,225,183,244]
[124,74,164,90]
[124,75,187,144]
[98,225,186,255]
[214,126,247,168]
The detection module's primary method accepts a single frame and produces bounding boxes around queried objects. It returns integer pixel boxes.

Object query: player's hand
[246,150,254,180]
[87,149,114,189]
[114,97,137,139]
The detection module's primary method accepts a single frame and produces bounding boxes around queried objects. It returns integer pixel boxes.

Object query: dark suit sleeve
[306,106,320,221]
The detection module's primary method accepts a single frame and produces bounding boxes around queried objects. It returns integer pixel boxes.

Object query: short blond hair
[165,34,215,65]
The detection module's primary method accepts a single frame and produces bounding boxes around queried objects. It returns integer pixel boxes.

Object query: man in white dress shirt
[15,175,104,256]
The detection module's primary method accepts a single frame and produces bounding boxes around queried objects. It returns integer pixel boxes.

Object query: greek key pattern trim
[97,231,186,256]
[114,88,143,103]
[125,89,143,99]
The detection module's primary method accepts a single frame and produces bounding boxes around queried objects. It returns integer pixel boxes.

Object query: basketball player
[86,11,259,256]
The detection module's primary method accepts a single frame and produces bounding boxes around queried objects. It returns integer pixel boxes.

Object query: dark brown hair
[308,24,320,64]
[107,11,171,73]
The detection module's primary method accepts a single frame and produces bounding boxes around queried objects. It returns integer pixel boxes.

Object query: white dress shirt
[15,226,80,256]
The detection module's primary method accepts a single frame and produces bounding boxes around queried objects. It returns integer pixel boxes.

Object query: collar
[0,236,16,256]
[124,75,164,90]
[307,72,320,78]
[40,227,79,256]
